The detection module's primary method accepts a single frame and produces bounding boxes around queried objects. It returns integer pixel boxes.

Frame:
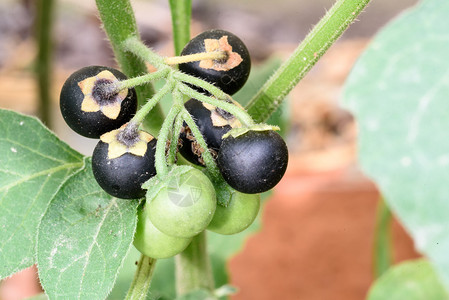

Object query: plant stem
[168,0,192,56]
[373,196,393,278]
[173,71,228,100]
[178,83,254,127]
[122,37,166,69]
[125,254,157,300]
[246,0,371,122]
[154,105,182,177]
[132,80,175,125]
[181,110,221,179]
[96,0,164,136]
[35,0,54,127]
[175,231,214,295]
[116,68,170,91]
[164,51,227,65]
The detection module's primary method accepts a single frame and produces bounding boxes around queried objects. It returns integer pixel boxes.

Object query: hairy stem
[178,83,254,127]
[122,36,166,69]
[175,231,214,295]
[155,105,182,177]
[132,80,175,125]
[181,110,221,179]
[373,196,393,278]
[165,51,227,65]
[116,68,170,91]
[96,0,164,136]
[246,0,372,122]
[168,0,192,56]
[125,254,157,300]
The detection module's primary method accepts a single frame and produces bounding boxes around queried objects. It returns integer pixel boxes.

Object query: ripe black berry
[179,29,251,95]
[179,98,242,165]
[60,66,137,138]
[92,127,157,199]
[217,130,288,194]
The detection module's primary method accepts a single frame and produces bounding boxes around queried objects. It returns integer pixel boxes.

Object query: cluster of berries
[59,29,288,258]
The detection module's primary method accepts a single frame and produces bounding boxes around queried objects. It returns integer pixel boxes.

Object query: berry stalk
[122,36,166,70]
[181,110,221,179]
[173,71,228,100]
[154,105,183,177]
[115,68,170,92]
[131,80,176,125]
[164,51,228,65]
[178,83,255,127]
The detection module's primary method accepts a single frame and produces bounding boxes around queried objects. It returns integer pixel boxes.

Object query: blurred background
[0,0,421,299]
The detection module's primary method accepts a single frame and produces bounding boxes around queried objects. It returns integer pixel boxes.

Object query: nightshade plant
[3,0,447,299]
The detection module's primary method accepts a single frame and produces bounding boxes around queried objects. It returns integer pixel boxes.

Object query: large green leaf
[0,109,83,278]
[342,0,449,290]
[367,259,448,300]
[37,159,139,299]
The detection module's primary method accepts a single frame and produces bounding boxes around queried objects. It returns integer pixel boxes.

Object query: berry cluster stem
[164,51,228,65]
[131,80,175,125]
[173,71,228,100]
[125,254,157,300]
[122,36,166,69]
[178,83,255,127]
[181,110,221,179]
[154,105,183,177]
[115,68,170,91]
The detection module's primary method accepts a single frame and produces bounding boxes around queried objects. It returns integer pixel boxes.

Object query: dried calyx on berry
[92,124,157,199]
[179,29,251,95]
[60,65,137,138]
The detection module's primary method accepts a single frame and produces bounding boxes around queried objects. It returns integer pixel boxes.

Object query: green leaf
[342,0,449,290]
[37,159,139,299]
[0,109,83,279]
[367,259,449,300]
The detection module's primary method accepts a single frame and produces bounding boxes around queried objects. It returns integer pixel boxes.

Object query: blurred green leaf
[0,109,83,279]
[367,259,449,300]
[342,0,449,291]
[37,159,139,299]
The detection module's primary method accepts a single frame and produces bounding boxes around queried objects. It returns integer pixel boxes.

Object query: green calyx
[222,124,280,139]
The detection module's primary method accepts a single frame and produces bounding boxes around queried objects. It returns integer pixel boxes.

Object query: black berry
[217,130,288,194]
[92,128,157,199]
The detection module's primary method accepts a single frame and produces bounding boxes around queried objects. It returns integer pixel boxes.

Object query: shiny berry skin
[92,128,157,199]
[60,65,137,138]
[179,98,242,166]
[179,29,251,95]
[217,130,288,194]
